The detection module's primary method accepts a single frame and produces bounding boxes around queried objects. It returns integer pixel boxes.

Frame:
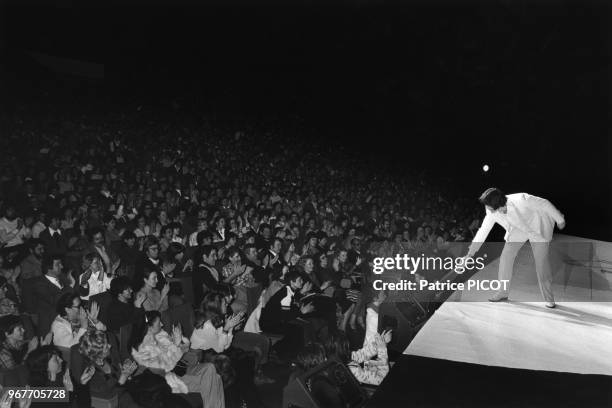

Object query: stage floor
[404,238,612,375]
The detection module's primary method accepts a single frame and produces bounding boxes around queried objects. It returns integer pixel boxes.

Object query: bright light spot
[483,164,490,172]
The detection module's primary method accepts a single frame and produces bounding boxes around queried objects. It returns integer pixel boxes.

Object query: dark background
[1,0,611,240]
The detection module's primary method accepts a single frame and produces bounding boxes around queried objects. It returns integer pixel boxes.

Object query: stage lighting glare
[482,164,490,172]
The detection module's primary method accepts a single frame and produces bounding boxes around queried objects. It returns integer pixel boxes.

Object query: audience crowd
[0,105,481,407]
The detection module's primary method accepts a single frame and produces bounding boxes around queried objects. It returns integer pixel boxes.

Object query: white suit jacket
[468,193,565,256]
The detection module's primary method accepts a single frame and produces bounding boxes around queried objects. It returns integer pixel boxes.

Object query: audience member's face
[119,287,133,302]
[304,259,314,273]
[309,237,317,247]
[229,252,241,265]
[5,324,24,343]
[204,250,217,265]
[150,317,162,335]
[144,271,158,288]
[147,244,160,260]
[93,232,104,247]
[290,276,304,290]
[65,297,81,321]
[262,227,271,240]
[272,240,282,254]
[48,259,63,278]
[125,237,136,248]
[320,256,328,268]
[4,208,16,221]
[33,244,45,259]
[338,251,347,263]
[47,353,63,378]
[246,248,257,262]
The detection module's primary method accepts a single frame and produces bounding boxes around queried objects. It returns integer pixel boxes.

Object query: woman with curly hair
[130,311,225,408]
[70,329,138,408]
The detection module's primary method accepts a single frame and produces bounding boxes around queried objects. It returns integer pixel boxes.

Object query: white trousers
[498,232,554,303]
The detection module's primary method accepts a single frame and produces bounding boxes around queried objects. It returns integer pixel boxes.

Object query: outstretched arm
[467,210,495,257]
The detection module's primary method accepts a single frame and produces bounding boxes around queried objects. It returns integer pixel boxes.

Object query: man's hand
[300,302,315,315]
[89,301,100,321]
[161,283,170,298]
[27,336,39,353]
[172,325,183,346]
[79,307,89,328]
[558,220,566,230]
[135,292,147,308]
[300,281,313,295]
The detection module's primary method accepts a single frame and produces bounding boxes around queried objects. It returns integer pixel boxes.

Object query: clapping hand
[300,302,315,315]
[161,283,170,298]
[135,291,147,308]
[224,312,244,331]
[79,307,89,328]
[300,281,313,295]
[120,359,138,378]
[80,366,95,385]
[89,301,100,322]
[381,329,393,344]
[26,336,39,353]
[172,325,183,346]
[41,332,53,346]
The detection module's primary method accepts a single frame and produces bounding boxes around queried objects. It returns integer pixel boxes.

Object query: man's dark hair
[42,255,63,274]
[196,230,213,246]
[110,276,133,298]
[199,245,216,261]
[123,231,136,241]
[478,188,507,210]
[0,315,22,340]
[56,292,79,317]
[285,269,302,284]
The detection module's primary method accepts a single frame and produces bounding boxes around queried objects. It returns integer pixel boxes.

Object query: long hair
[323,332,350,365]
[198,292,225,329]
[26,345,62,386]
[129,311,161,352]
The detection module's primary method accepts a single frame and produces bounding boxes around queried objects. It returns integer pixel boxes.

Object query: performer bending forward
[463,188,565,308]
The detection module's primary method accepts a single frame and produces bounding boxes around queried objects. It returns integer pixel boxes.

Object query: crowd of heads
[0,105,483,406]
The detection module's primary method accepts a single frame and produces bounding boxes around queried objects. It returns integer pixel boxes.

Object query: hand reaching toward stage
[382,329,393,344]
[557,220,566,230]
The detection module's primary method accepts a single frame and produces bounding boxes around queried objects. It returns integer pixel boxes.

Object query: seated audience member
[221,247,256,314]
[88,227,120,277]
[51,292,105,349]
[25,345,73,407]
[38,213,68,257]
[30,255,75,337]
[78,253,113,301]
[98,276,146,332]
[134,269,169,312]
[259,270,314,334]
[0,315,39,370]
[19,238,45,281]
[0,254,21,299]
[192,292,273,385]
[324,290,391,386]
[193,245,231,307]
[289,342,346,408]
[130,311,225,408]
[115,231,139,279]
[135,237,164,288]
[70,329,138,408]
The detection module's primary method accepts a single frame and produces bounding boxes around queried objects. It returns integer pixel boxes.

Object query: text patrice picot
[370,254,496,292]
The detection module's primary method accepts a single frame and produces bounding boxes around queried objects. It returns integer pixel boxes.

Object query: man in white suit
[463,188,565,308]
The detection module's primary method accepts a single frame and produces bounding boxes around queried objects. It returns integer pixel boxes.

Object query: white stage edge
[404,234,612,375]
